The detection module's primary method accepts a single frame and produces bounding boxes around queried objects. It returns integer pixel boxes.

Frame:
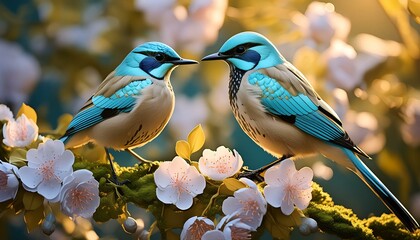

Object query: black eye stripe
[134,51,178,62]
[221,42,262,56]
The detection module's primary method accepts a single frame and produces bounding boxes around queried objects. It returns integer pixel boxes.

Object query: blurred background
[0,0,419,239]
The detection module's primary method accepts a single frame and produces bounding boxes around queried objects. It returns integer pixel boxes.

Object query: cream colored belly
[67,84,174,150]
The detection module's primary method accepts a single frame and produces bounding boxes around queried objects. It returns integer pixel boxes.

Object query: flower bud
[299,217,318,235]
[41,213,56,236]
[123,217,138,234]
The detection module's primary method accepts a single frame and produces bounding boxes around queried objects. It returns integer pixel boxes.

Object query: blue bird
[202,31,419,232]
[61,42,197,184]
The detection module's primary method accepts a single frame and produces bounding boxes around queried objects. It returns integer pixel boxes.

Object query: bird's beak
[201,52,229,61]
[168,58,198,65]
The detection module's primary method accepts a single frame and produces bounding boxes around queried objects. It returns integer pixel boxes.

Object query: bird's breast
[89,82,174,149]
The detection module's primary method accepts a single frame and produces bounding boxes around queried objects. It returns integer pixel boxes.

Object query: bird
[201,31,419,232]
[60,42,197,184]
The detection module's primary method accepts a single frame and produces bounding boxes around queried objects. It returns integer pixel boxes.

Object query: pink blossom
[0,161,19,202]
[181,216,215,240]
[154,156,206,210]
[0,104,13,122]
[222,178,267,230]
[198,146,243,181]
[264,159,313,215]
[18,140,74,200]
[298,2,350,48]
[3,114,38,147]
[59,169,100,219]
[0,40,40,112]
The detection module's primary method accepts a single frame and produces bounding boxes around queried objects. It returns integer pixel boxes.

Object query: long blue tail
[342,148,419,232]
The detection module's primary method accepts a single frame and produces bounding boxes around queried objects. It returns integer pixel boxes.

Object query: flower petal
[292,167,314,189]
[154,161,172,188]
[156,186,178,204]
[18,166,42,189]
[294,188,313,210]
[201,230,225,240]
[281,191,295,215]
[222,196,242,215]
[176,192,193,210]
[185,166,205,195]
[264,185,285,208]
[37,178,62,200]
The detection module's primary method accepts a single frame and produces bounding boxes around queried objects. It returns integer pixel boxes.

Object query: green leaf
[175,140,191,160]
[24,206,44,232]
[23,192,44,211]
[9,148,27,167]
[16,103,37,123]
[187,124,205,154]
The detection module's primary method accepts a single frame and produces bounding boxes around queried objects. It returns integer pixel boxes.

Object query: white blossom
[222,178,267,230]
[264,159,313,215]
[154,156,206,210]
[3,114,38,147]
[0,104,13,122]
[216,215,253,240]
[59,169,100,219]
[0,161,19,202]
[199,146,243,181]
[181,216,215,240]
[0,40,40,112]
[18,140,74,200]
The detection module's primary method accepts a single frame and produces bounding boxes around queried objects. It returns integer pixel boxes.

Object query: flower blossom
[214,214,253,240]
[181,216,215,240]
[135,0,227,54]
[264,159,313,215]
[154,156,206,210]
[0,39,40,112]
[59,169,100,218]
[18,139,74,200]
[3,114,38,147]
[0,104,13,122]
[0,161,20,202]
[296,1,350,49]
[222,178,267,230]
[198,146,243,181]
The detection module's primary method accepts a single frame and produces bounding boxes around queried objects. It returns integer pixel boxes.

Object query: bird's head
[115,42,197,79]
[202,31,285,71]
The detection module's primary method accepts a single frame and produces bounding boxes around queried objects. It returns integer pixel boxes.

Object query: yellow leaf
[17,103,37,123]
[187,124,205,154]
[264,206,302,239]
[24,206,44,232]
[408,0,420,23]
[9,148,27,167]
[23,192,44,211]
[175,140,191,160]
[55,113,73,135]
[222,178,246,193]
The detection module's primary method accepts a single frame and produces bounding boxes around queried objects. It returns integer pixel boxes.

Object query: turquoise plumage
[202,31,419,232]
[61,42,197,184]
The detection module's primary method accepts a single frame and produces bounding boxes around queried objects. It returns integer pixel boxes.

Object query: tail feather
[342,148,419,232]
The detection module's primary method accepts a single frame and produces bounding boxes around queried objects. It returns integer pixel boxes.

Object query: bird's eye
[155,53,165,62]
[235,46,246,54]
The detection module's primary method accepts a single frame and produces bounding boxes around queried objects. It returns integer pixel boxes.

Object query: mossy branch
[75,160,420,239]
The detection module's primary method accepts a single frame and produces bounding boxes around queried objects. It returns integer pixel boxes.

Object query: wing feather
[61,74,153,140]
[248,64,369,158]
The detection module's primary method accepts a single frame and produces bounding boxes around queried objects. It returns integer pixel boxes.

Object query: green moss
[73,162,420,239]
